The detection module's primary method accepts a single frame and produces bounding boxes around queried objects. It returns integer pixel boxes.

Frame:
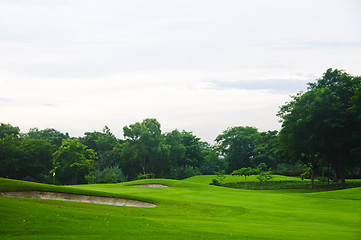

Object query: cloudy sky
[1,0,360,143]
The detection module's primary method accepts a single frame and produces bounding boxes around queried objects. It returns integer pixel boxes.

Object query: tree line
[0,120,280,185]
[1,69,360,187]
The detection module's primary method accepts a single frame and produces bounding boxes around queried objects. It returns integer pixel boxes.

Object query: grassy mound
[1,177,360,239]
[183,174,307,185]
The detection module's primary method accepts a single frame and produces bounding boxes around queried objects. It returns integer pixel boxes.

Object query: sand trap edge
[128,184,169,187]
[0,191,157,208]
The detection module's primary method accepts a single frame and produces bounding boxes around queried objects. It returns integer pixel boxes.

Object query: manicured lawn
[184,174,308,185]
[1,177,360,239]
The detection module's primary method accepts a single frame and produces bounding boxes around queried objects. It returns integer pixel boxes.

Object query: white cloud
[1,0,360,143]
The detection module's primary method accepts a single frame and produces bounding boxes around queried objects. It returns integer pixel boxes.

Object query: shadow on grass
[222,181,361,192]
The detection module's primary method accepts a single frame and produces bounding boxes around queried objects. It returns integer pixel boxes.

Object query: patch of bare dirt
[0,191,157,208]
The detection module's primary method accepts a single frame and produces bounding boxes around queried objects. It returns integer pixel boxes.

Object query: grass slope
[1,177,360,239]
[183,174,308,185]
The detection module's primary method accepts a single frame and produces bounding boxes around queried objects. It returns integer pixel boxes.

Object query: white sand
[0,191,157,208]
[129,184,169,187]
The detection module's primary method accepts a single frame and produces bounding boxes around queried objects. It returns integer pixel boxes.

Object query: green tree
[79,126,122,172]
[86,166,127,184]
[200,147,228,175]
[0,134,23,179]
[180,130,204,168]
[0,124,57,182]
[255,163,273,182]
[164,130,186,173]
[51,139,95,184]
[278,69,361,188]
[251,130,281,170]
[25,128,69,147]
[0,123,20,139]
[164,130,205,178]
[216,126,261,173]
[80,126,121,153]
[20,138,56,182]
[231,167,256,189]
[278,91,321,188]
[120,119,168,179]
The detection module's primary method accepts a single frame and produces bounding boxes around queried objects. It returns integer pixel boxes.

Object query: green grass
[184,174,361,192]
[1,177,361,239]
[184,174,308,185]
[223,180,361,192]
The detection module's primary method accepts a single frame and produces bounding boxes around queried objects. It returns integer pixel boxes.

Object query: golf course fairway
[0,177,360,239]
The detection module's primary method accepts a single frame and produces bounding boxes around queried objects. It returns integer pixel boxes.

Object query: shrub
[215,170,226,184]
[209,178,221,186]
[256,170,273,182]
[173,166,200,180]
[87,166,127,184]
[301,170,311,180]
[136,172,155,180]
[316,177,328,182]
[256,163,272,182]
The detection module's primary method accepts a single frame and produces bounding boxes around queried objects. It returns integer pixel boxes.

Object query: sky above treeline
[1,0,361,143]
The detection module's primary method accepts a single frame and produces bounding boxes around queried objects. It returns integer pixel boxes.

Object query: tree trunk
[327,164,330,185]
[141,156,146,176]
[333,169,338,183]
[310,168,314,189]
[341,178,346,189]
[73,174,78,185]
[244,175,247,189]
[142,166,146,176]
[337,154,346,189]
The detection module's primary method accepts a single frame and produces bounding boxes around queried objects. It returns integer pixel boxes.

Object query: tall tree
[25,128,69,148]
[164,130,186,176]
[80,126,120,153]
[79,126,122,171]
[251,130,281,169]
[215,126,261,173]
[199,146,227,175]
[51,139,95,184]
[0,134,23,179]
[0,123,20,139]
[278,91,321,188]
[180,130,204,168]
[278,69,361,187]
[0,124,57,181]
[120,119,167,179]
[20,138,56,181]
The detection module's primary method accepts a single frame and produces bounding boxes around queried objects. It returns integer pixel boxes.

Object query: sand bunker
[0,191,157,208]
[129,184,169,187]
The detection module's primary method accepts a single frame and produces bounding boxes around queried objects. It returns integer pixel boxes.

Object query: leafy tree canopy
[278,68,361,187]
[51,139,96,185]
[0,123,20,139]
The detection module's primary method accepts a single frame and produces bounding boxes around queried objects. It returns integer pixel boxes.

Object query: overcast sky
[1,0,360,143]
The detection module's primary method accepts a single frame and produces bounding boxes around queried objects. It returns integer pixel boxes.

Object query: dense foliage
[0,119,280,184]
[278,68,361,187]
[0,69,360,186]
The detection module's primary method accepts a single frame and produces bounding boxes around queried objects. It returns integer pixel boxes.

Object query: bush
[136,172,155,180]
[173,166,200,180]
[316,177,328,182]
[215,170,227,184]
[278,168,308,177]
[209,178,221,186]
[256,170,273,182]
[256,163,272,182]
[86,166,127,184]
[301,170,311,180]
